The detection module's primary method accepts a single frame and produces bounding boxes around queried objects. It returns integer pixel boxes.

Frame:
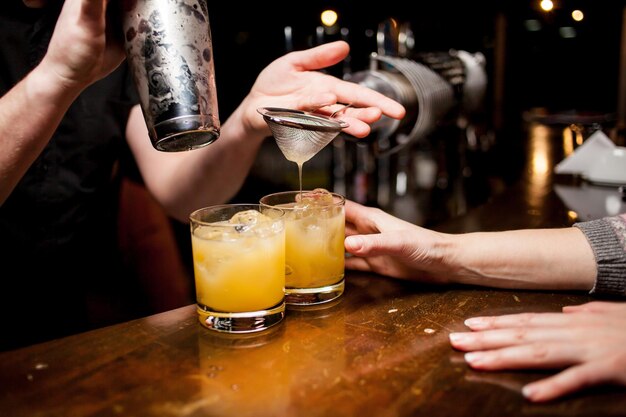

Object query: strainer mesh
[261,111,345,163]
[269,124,340,162]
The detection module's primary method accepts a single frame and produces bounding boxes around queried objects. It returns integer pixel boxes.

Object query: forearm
[0,66,83,204]
[168,104,266,218]
[449,227,596,291]
[134,99,268,222]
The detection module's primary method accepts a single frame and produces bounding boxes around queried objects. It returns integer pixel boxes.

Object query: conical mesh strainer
[258,107,349,163]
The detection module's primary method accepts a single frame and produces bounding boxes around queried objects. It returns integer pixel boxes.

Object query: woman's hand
[449,301,626,402]
[344,200,453,283]
[344,200,596,291]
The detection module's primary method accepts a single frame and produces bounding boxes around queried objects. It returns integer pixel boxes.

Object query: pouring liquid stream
[294,158,307,198]
[280,148,313,198]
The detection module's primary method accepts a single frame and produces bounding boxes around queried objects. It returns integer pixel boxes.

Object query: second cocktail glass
[260,189,345,306]
[190,204,286,333]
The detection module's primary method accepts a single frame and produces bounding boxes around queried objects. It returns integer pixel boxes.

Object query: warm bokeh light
[567,210,578,222]
[563,124,584,155]
[321,10,338,27]
[526,123,553,208]
[529,124,551,179]
[540,0,554,12]
[572,10,584,21]
[574,126,584,146]
[562,126,574,156]
[531,148,549,176]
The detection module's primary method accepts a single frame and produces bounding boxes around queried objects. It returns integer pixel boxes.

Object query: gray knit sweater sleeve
[574,215,626,296]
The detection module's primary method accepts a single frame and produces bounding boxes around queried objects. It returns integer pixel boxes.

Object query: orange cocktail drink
[260,189,345,305]
[190,204,285,332]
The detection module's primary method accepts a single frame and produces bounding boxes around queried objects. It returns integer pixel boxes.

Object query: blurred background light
[540,0,554,12]
[572,10,584,22]
[321,10,338,27]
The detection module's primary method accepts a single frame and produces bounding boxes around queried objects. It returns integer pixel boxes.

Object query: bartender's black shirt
[0,2,148,350]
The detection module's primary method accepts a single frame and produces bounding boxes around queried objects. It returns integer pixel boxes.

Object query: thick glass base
[151,115,219,152]
[285,278,345,306]
[197,301,285,333]
[198,323,285,350]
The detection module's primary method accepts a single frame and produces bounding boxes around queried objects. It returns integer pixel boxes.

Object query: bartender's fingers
[286,40,349,71]
[298,92,338,110]
[283,92,373,138]
[267,102,378,137]
[285,41,404,117]
[337,112,381,138]
[315,104,383,124]
[329,81,405,120]
[336,107,383,123]
[522,360,622,402]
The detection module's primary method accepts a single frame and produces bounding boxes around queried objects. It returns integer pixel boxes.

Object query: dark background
[207,0,624,121]
[162,1,626,314]
[199,1,623,216]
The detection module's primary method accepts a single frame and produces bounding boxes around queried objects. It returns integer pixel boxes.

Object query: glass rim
[259,190,346,208]
[189,203,285,227]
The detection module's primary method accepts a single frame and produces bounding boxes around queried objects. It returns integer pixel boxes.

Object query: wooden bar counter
[2,126,625,416]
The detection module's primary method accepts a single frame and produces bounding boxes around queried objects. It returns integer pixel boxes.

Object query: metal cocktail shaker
[122,0,220,152]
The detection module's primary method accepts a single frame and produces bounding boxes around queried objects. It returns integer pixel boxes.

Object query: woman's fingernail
[522,384,537,400]
[464,352,483,365]
[449,332,467,344]
[464,317,486,329]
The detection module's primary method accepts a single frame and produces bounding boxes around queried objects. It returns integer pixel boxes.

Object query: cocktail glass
[260,189,345,305]
[189,204,286,332]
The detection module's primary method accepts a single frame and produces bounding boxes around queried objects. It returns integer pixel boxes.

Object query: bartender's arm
[0,0,125,204]
[127,41,406,223]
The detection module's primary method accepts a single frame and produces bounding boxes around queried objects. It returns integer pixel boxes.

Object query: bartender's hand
[40,0,125,90]
[449,301,626,402]
[239,40,406,139]
[0,0,125,205]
